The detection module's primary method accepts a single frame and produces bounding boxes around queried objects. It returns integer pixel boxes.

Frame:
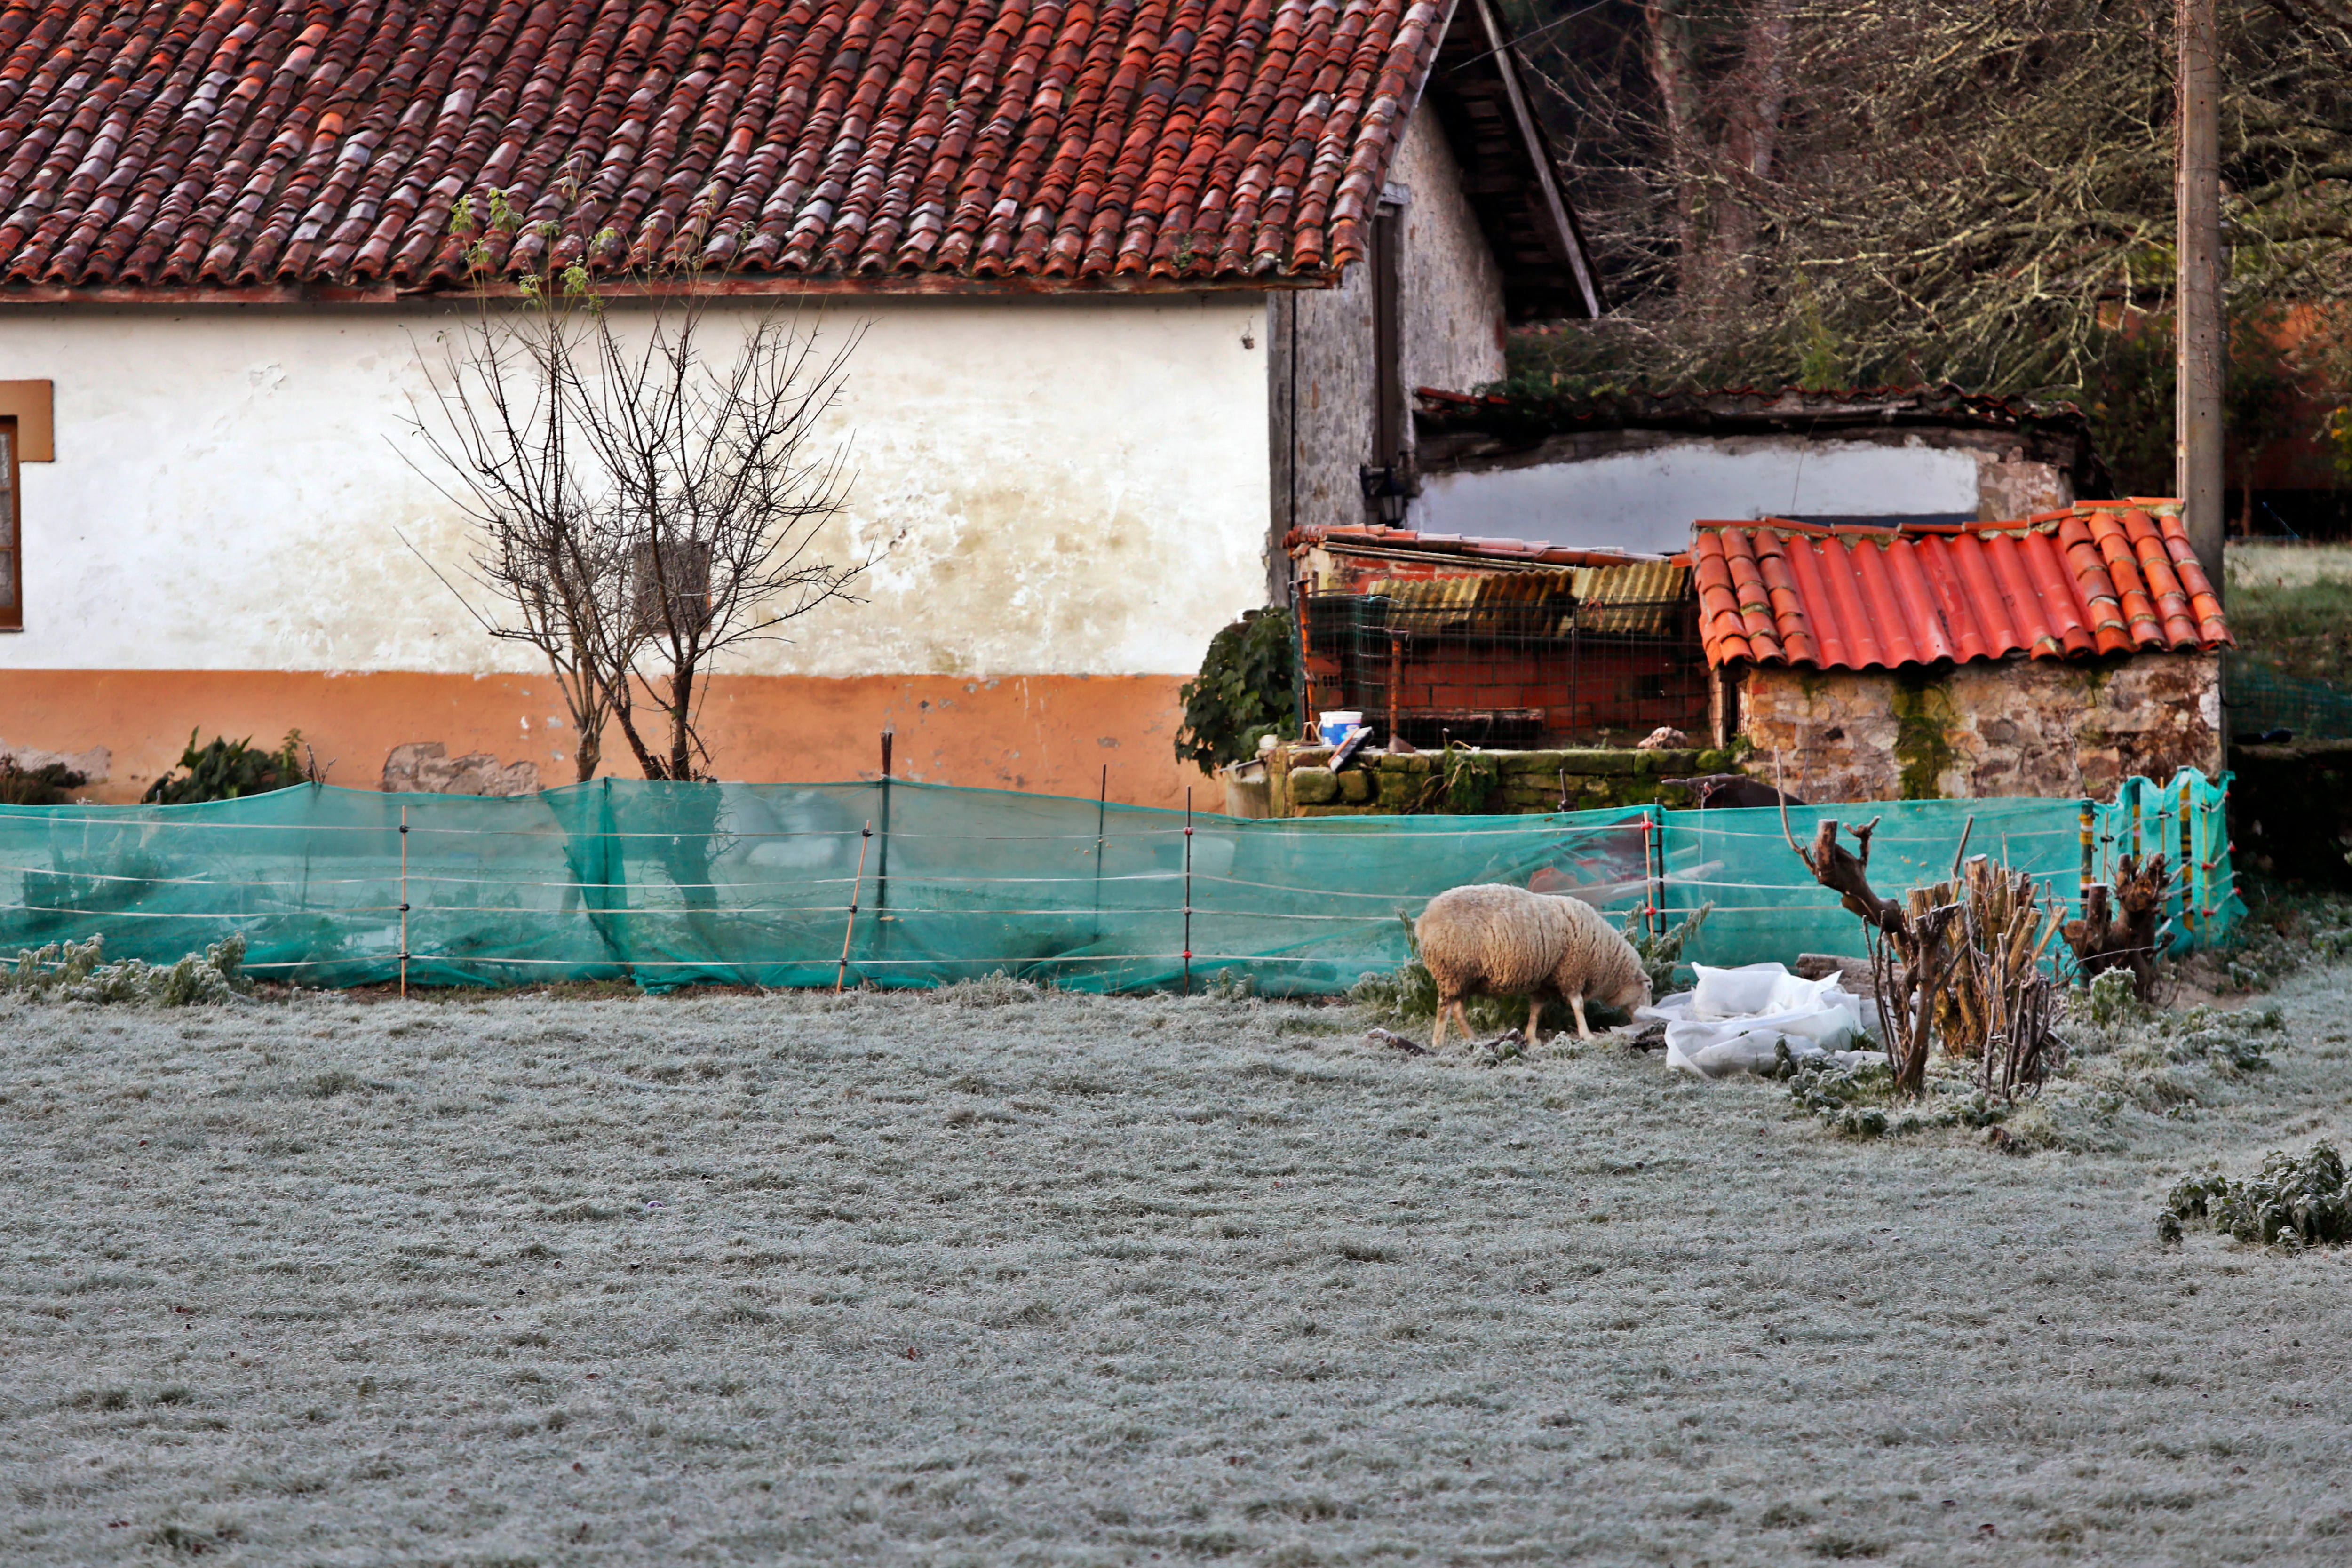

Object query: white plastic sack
[1690,962,1848,1020]
[1638,962,1883,1079]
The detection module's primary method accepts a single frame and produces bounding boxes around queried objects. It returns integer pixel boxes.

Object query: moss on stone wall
[1273,745,1737,816]
[1891,671,1958,800]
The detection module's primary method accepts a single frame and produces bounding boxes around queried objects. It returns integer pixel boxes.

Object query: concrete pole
[2176,0,2225,593]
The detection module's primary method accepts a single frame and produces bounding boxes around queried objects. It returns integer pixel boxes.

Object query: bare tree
[579,295,870,782]
[407,188,874,784]
[403,191,638,783]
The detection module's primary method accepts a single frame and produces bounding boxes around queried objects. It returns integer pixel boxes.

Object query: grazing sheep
[1415,883,1651,1049]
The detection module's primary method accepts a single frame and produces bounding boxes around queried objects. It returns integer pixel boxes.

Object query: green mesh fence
[0,773,2238,993]
[1667,769,2242,966]
[2225,653,2352,741]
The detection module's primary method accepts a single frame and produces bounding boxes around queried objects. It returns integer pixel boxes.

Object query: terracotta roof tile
[0,0,1453,295]
[1693,503,2233,672]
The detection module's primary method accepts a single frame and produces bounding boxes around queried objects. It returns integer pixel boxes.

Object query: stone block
[0,736,109,785]
[1500,750,1568,774]
[383,741,540,797]
[1557,749,1642,777]
[1289,767,1339,806]
[1337,769,1375,804]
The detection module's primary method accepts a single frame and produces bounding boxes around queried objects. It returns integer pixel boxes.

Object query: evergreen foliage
[143,731,309,805]
[1173,608,1299,774]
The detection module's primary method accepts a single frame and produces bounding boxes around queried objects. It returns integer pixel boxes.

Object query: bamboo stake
[2179,792,2196,945]
[837,822,873,993]
[1182,787,1194,996]
[398,805,410,1000]
[874,729,892,952]
[1093,764,1108,942]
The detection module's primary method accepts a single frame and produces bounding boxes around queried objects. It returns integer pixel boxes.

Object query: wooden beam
[2177,0,2225,592]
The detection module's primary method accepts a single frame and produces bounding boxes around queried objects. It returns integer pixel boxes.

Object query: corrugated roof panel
[1694,504,2232,671]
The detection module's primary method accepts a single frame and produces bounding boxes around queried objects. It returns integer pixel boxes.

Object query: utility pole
[2176,0,2224,593]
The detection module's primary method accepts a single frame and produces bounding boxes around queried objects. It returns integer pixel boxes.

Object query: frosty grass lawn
[5,966,2352,1568]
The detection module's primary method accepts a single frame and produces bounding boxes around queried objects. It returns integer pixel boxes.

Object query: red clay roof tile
[1693,504,2232,672]
[0,0,1454,295]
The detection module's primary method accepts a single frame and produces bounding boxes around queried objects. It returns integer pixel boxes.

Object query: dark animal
[1660,773,1803,810]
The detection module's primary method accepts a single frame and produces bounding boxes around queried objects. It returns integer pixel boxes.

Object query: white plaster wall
[0,294,1270,676]
[1414,437,1984,553]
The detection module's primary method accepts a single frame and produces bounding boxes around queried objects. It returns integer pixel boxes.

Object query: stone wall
[1737,653,2223,803]
[1266,744,1739,817]
[1267,99,1507,575]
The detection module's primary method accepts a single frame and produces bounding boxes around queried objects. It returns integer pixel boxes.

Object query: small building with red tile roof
[1692,504,2231,802]
[0,0,1598,804]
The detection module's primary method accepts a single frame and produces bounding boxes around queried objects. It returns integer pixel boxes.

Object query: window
[0,418,17,631]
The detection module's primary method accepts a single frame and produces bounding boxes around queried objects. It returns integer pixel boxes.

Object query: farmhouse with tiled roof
[0,0,1597,804]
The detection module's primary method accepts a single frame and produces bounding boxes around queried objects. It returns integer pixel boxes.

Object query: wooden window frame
[0,416,19,631]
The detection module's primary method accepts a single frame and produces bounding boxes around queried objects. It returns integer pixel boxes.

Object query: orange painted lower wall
[0,669,1209,808]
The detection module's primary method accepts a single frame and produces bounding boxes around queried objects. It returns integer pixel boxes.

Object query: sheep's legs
[1430,995,1453,1051]
[1526,996,1545,1046]
[1570,994,1592,1041]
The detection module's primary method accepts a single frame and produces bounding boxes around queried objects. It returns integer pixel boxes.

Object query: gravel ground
[4,968,2351,1567]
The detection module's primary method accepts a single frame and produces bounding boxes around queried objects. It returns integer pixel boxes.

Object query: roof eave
[0,272,1332,309]
[1420,0,1605,320]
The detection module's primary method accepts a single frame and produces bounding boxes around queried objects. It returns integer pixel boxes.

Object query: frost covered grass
[5,968,2352,1566]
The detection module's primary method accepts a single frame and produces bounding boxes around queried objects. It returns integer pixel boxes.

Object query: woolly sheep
[1414,883,1650,1049]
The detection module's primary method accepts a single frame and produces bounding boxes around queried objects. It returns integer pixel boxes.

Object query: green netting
[1669,769,2242,966]
[0,773,2238,993]
[2225,653,2352,740]
[2095,769,2246,957]
[1664,796,2090,967]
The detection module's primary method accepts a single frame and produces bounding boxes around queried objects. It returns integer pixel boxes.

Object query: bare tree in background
[1509,0,2352,411]
[1639,0,1794,323]
[580,298,869,782]
[405,190,638,783]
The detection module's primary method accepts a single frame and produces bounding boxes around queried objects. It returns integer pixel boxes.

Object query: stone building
[1693,503,2231,802]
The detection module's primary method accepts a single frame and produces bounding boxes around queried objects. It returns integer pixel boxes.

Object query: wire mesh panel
[1300,567,1709,748]
[2225,652,2352,740]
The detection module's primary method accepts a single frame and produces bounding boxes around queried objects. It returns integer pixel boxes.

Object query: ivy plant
[1174,609,1299,774]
